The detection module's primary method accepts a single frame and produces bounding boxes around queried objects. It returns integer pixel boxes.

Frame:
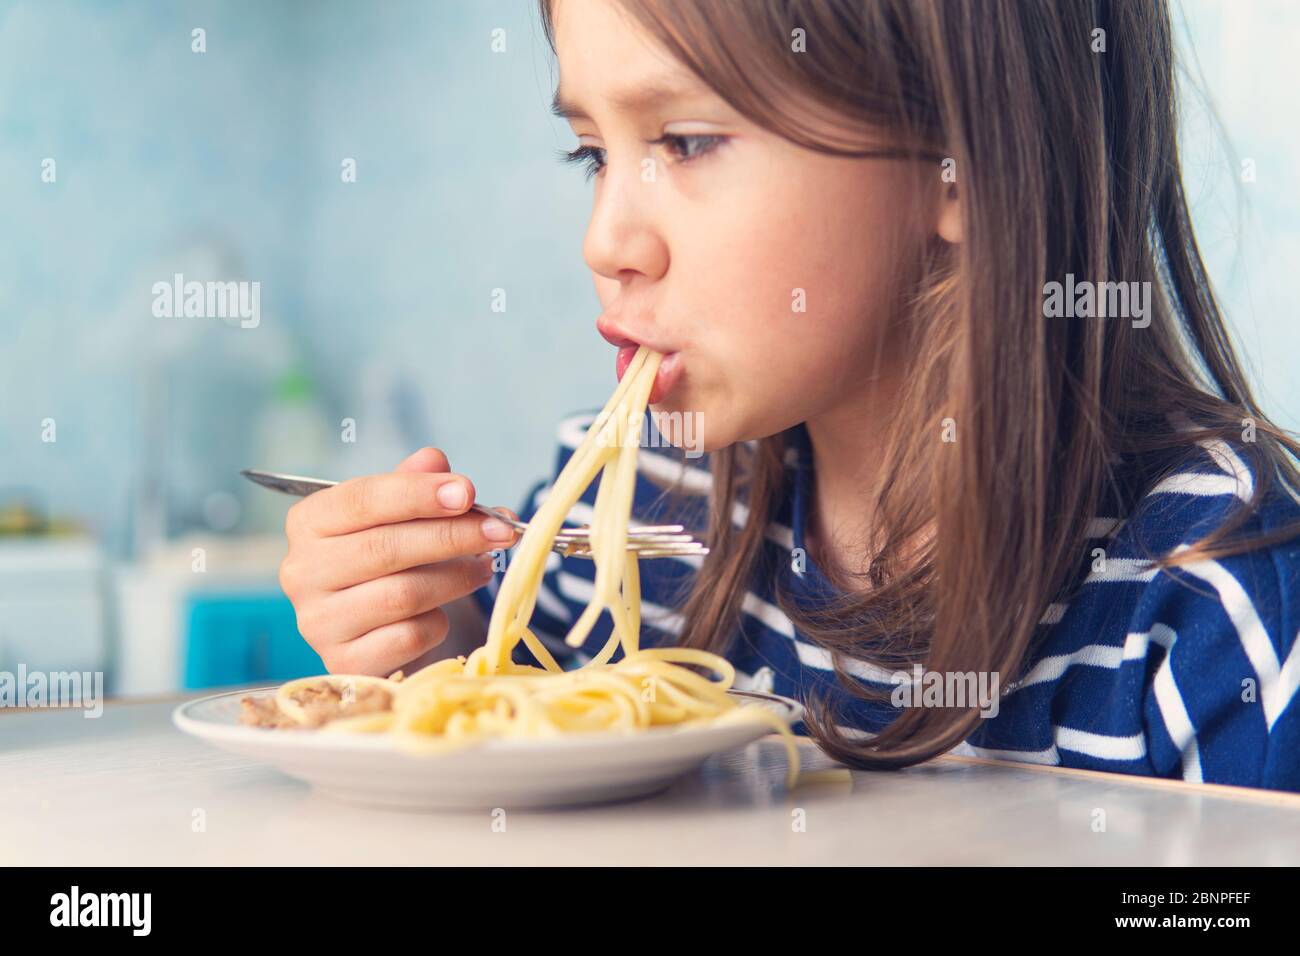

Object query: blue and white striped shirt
[475,410,1300,792]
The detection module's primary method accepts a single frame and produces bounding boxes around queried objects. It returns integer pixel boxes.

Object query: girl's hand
[277,447,519,676]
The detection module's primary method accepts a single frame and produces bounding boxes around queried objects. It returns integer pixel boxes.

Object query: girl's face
[553,0,943,452]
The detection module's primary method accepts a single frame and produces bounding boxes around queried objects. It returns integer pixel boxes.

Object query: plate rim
[172,685,804,755]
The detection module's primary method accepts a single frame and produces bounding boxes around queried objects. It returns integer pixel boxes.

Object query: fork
[240,469,708,560]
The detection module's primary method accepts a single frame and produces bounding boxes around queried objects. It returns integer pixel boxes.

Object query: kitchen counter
[4,693,1298,866]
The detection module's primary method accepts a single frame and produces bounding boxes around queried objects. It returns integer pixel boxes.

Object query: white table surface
[4,693,1298,866]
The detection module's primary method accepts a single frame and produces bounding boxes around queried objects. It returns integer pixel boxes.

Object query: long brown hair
[537,0,1300,769]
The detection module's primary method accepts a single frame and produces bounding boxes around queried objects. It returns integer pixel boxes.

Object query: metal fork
[241,469,708,560]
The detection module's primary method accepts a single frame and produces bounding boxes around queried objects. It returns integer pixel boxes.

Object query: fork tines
[548,521,707,558]
[560,544,709,558]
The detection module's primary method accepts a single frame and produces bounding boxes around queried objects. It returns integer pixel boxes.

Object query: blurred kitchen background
[1,0,1297,696]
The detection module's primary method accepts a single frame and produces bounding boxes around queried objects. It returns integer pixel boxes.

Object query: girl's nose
[583,166,669,285]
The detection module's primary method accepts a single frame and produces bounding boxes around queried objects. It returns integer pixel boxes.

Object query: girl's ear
[936,179,962,244]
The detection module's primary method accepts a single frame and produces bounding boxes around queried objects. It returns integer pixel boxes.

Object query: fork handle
[240,468,706,558]
[239,469,509,521]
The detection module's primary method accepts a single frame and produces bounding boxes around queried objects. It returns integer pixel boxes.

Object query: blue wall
[0,0,609,554]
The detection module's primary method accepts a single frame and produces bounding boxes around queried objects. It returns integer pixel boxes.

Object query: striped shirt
[474,410,1300,792]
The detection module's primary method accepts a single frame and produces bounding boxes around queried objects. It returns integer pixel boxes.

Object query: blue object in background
[182,593,324,689]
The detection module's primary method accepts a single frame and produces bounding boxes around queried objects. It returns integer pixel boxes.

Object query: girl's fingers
[394,446,451,474]
[287,469,477,538]
[310,557,493,646]
[311,513,518,590]
[324,607,453,677]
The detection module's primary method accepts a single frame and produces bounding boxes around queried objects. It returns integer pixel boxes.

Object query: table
[4,694,1298,865]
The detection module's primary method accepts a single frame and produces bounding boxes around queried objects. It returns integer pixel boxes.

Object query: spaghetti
[252,347,799,787]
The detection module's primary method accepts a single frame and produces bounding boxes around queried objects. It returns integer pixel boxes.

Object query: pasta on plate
[243,347,799,787]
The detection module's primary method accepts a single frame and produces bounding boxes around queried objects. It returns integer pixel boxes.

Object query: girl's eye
[558,134,725,182]
[649,133,725,164]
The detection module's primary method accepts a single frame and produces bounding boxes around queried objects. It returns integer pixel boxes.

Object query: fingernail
[436,481,467,509]
[479,552,498,575]
[481,517,514,541]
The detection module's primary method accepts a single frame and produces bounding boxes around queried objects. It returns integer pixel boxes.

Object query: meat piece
[237,680,394,730]
[289,682,392,727]
[239,694,300,730]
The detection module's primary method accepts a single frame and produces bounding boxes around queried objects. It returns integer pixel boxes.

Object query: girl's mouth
[616,346,683,404]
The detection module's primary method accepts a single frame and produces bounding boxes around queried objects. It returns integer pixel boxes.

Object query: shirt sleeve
[1132,546,1300,792]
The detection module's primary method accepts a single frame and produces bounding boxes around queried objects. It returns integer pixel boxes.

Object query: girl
[278,0,1300,791]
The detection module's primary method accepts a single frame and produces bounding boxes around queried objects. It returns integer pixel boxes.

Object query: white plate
[173,686,803,810]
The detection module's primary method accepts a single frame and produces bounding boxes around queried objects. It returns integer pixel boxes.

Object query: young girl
[277,0,1300,792]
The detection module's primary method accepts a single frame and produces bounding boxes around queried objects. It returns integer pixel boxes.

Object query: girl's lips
[616,346,683,404]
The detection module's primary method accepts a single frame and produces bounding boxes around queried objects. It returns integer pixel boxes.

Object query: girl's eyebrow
[551,74,709,122]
